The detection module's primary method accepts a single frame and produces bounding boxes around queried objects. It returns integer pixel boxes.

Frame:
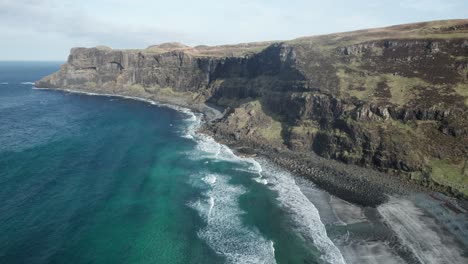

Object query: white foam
[253,177,268,185]
[207,196,215,220]
[202,174,217,185]
[180,110,242,164]
[249,160,268,184]
[189,172,276,264]
[20,82,35,85]
[270,241,275,256]
[248,158,263,174]
[258,160,346,264]
[181,134,194,139]
[183,111,343,264]
[36,86,343,263]
[32,87,192,114]
[378,197,467,264]
[0,82,8,85]
[184,113,276,263]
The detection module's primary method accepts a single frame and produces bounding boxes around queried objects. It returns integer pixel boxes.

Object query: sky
[0,0,467,60]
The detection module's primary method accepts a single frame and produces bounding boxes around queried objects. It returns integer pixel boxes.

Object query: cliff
[37,19,468,199]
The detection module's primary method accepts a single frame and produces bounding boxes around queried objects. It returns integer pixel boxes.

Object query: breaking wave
[183,111,344,264]
[34,87,344,264]
[258,160,346,264]
[186,112,276,263]
[189,171,276,264]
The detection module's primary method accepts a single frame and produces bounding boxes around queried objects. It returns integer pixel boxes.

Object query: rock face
[37,19,468,199]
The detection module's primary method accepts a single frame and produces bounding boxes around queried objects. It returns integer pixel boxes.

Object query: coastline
[201,126,408,207]
[31,86,467,209]
[32,86,468,263]
[33,86,401,207]
[33,87,224,122]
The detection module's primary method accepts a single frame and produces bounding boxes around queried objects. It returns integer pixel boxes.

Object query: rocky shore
[36,19,468,201]
[199,119,411,207]
[38,86,408,207]
[33,86,468,264]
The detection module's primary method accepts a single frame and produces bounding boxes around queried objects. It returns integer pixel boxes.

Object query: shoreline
[202,128,409,207]
[30,86,448,207]
[33,86,468,263]
[33,86,401,206]
[32,87,224,122]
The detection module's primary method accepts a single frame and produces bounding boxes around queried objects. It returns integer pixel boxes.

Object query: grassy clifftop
[210,19,468,198]
[37,19,468,199]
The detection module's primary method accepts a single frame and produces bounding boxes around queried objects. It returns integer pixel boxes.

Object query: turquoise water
[0,62,343,264]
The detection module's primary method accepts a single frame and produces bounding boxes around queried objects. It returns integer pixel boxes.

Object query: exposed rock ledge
[36,19,468,202]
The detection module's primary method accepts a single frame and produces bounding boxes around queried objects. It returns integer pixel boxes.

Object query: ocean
[0,62,345,264]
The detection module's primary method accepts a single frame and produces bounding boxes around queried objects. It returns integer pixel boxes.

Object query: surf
[33,86,345,264]
[183,110,345,264]
[186,115,276,263]
[258,160,346,264]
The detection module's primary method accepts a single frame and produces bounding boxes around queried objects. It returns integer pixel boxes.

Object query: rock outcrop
[37,19,468,199]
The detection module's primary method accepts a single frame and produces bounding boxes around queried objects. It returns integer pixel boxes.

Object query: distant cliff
[37,19,468,199]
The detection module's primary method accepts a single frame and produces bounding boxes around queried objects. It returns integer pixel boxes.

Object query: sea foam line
[36,86,344,263]
[37,87,276,263]
[33,87,192,113]
[184,112,344,264]
[186,112,276,263]
[258,160,346,264]
[189,171,276,264]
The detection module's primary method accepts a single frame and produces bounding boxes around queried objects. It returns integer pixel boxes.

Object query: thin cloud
[0,0,193,49]
[0,0,467,60]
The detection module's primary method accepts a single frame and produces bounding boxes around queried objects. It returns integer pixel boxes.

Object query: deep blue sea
[0,62,344,264]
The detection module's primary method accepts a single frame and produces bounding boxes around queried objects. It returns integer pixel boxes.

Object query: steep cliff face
[37,19,468,198]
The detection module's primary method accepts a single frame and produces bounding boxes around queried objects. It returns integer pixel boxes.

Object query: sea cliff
[37,19,468,202]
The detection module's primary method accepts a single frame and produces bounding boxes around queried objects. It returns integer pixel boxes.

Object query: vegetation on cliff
[36,19,468,199]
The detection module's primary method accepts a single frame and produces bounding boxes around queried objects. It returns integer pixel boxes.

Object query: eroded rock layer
[37,19,468,199]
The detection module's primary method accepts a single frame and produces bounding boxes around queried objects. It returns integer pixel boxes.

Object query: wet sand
[296,177,468,264]
[378,196,468,264]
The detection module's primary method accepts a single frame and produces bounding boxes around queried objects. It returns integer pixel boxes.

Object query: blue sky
[1,0,467,60]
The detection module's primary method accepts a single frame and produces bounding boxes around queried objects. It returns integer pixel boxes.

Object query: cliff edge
[37,19,468,200]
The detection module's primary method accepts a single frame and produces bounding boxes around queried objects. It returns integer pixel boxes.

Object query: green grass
[85,81,98,88]
[234,100,284,143]
[335,66,453,106]
[289,20,468,50]
[453,83,468,106]
[385,75,430,105]
[450,55,467,61]
[144,41,273,58]
[257,119,283,142]
[86,19,467,60]
[290,121,319,136]
[371,46,384,56]
[216,96,255,109]
[336,69,382,100]
[430,159,468,197]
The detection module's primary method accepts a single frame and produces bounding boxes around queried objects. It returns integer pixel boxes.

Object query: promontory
[37,19,468,202]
